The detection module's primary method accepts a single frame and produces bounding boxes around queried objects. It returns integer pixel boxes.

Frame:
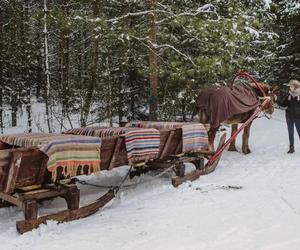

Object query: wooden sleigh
[0,129,225,234]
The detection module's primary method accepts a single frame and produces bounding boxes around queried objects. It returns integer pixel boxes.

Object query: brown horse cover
[195,85,258,128]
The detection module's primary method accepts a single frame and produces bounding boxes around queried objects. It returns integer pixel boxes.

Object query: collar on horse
[231,71,266,97]
[231,71,273,119]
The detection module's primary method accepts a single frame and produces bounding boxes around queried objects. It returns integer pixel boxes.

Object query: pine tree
[272,0,300,84]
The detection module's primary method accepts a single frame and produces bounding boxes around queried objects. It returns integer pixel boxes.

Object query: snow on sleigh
[0,124,225,234]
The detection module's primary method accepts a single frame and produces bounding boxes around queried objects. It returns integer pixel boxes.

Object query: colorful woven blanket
[65,127,160,164]
[65,127,128,138]
[0,133,101,180]
[124,128,160,164]
[126,121,208,152]
[64,126,109,136]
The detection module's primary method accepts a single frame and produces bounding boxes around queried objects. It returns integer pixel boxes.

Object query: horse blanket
[0,133,101,180]
[195,85,259,128]
[64,127,160,164]
[126,121,209,152]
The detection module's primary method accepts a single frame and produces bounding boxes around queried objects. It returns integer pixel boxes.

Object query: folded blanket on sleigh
[0,133,101,181]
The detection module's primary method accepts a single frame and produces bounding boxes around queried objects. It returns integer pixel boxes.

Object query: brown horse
[194,83,275,154]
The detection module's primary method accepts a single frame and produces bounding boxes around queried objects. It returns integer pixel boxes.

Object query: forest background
[0,0,299,132]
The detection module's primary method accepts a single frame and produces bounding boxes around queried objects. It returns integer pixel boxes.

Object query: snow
[263,0,272,9]
[245,27,260,38]
[2,109,300,249]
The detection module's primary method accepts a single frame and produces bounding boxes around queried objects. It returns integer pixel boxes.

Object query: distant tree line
[0,0,299,131]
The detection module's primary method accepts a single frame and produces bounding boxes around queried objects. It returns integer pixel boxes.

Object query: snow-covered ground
[1,109,300,250]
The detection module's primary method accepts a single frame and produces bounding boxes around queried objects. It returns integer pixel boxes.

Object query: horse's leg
[198,110,216,151]
[198,110,208,124]
[228,124,238,151]
[242,121,252,154]
[208,127,217,152]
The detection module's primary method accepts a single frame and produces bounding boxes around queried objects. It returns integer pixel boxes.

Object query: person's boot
[287,145,295,154]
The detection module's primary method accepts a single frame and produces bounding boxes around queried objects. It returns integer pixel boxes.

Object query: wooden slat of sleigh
[158,129,175,159]
[4,151,23,194]
[109,137,128,168]
[100,136,128,170]
[0,149,12,192]
[16,149,48,188]
[0,148,48,194]
[158,128,182,157]
[0,141,12,150]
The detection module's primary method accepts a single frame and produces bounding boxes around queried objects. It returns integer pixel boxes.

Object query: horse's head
[255,83,277,115]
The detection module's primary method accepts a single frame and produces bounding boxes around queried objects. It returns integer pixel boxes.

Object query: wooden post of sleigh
[0,126,225,234]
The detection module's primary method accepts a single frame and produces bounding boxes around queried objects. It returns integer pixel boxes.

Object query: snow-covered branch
[149,41,197,67]
[156,4,219,25]
[106,10,170,23]
[104,4,218,24]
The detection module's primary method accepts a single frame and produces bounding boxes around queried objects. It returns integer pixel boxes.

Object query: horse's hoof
[228,146,237,152]
[243,148,251,154]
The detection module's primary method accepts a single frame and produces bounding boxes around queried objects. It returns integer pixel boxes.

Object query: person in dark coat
[277,79,300,153]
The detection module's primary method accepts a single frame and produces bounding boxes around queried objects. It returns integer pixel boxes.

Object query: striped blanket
[124,128,160,164]
[65,127,127,138]
[65,127,160,164]
[63,126,108,136]
[126,121,208,152]
[0,133,101,180]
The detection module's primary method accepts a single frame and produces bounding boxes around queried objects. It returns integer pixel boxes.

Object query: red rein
[230,71,266,97]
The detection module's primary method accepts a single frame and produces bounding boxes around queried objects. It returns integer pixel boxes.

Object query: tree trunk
[79,31,89,126]
[118,88,123,126]
[11,96,17,127]
[23,0,32,133]
[0,88,3,134]
[60,0,72,129]
[26,87,32,133]
[107,56,113,126]
[149,0,158,121]
[44,0,52,133]
[0,7,3,133]
[81,1,100,127]
[182,100,186,122]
